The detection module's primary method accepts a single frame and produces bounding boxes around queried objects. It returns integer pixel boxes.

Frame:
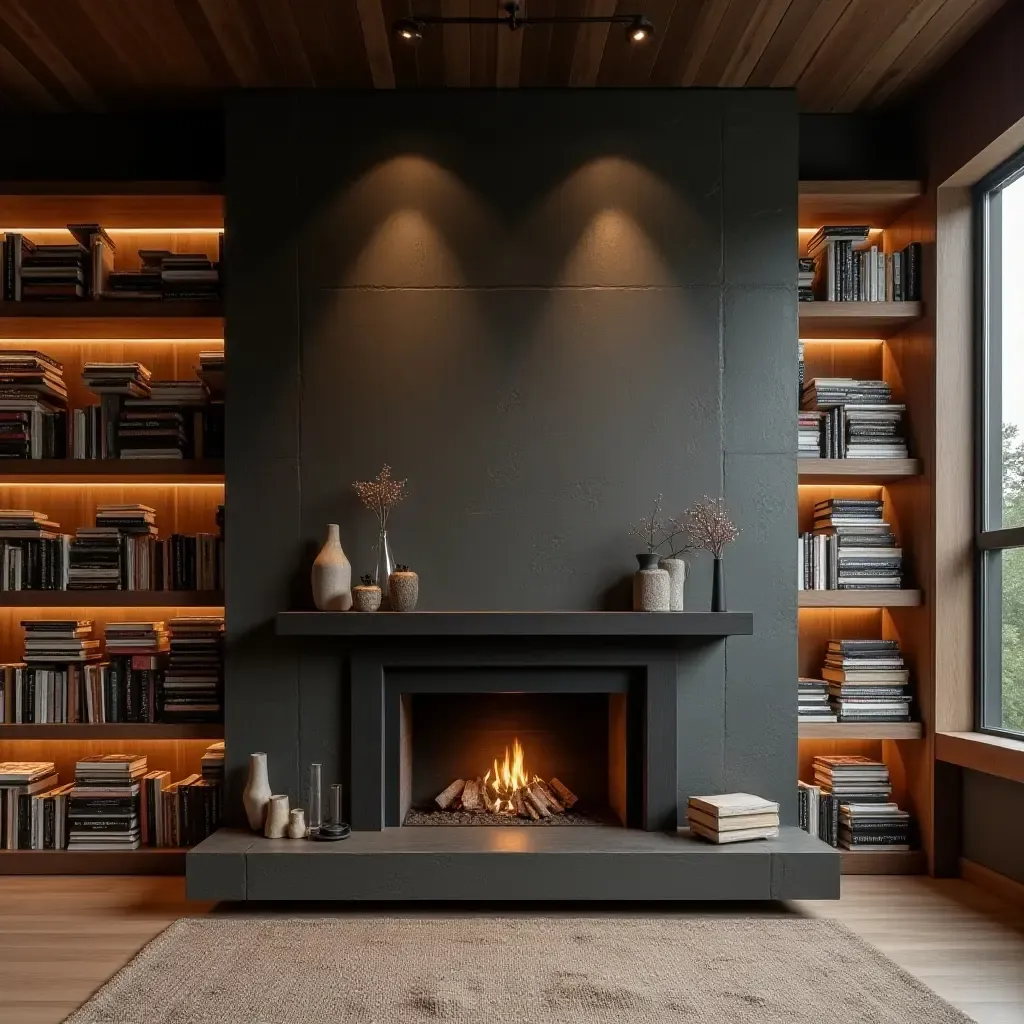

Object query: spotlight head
[629,16,654,42]
[395,18,424,43]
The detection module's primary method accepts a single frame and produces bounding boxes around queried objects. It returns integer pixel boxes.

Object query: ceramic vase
[287,808,307,839]
[711,556,726,612]
[352,584,382,612]
[264,795,290,839]
[311,524,352,611]
[659,557,687,612]
[388,570,419,612]
[242,752,272,832]
[633,553,670,612]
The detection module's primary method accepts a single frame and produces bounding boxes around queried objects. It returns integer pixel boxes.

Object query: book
[688,821,779,844]
[687,793,780,818]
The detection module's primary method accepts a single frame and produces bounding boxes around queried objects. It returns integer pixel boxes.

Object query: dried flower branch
[661,517,697,560]
[685,496,740,559]
[629,494,667,553]
[353,464,408,529]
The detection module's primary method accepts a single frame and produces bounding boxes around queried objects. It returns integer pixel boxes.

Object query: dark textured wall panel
[225,89,798,820]
[962,770,1024,885]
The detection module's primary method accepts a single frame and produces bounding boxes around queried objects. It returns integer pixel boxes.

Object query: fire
[485,737,535,812]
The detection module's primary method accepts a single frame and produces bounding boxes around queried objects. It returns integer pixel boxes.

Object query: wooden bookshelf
[0,848,187,875]
[0,723,222,740]
[798,458,922,483]
[0,187,226,880]
[0,459,223,483]
[840,849,928,875]
[798,301,923,338]
[798,721,924,740]
[0,591,223,607]
[798,589,922,608]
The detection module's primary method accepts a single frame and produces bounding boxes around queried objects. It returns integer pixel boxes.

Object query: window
[977,148,1024,738]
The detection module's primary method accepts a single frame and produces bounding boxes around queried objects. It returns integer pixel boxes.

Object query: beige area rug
[64,916,972,1023]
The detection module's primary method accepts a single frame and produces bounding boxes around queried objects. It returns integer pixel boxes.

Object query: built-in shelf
[798,301,923,339]
[0,302,223,340]
[798,180,923,228]
[275,610,754,639]
[840,849,927,875]
[0,848,187,875]
[799,721,924,740]
[798,589,922,609]
[798,458,922,483]
[0,591,223,607]
[0,723,222,740]
[0,459,224,483]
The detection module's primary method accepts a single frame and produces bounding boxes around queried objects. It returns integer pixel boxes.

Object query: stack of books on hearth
[0,510,70,590]
[0,350,68,459]
[823,639,911,723]
[67,754,147,851]
[799,499,902,590]
[686,793,780,844]
[0,761,62,849]
[161,616,224,722]
[839,802,911,852]
[798,259,815,302]
[798,410,823,459]
[797,677,835,722]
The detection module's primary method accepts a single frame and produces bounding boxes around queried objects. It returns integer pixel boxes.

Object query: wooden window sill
[936,731,1024,785]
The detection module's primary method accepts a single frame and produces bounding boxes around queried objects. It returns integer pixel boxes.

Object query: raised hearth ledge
[188,826,838,902]
[275,610,753,638]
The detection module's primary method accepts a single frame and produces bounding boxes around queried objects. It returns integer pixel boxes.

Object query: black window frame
[975,145,1024,740]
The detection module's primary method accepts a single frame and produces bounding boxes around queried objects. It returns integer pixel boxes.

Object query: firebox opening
[400,691,630,827]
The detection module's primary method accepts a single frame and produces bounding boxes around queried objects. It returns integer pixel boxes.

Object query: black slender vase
[711,556,726,612]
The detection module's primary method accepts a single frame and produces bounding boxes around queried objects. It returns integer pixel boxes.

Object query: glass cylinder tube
[308,763,323,834]
[330,783,343,825]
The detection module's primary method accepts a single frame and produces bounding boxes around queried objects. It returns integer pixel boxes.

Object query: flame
[488,737,530,802]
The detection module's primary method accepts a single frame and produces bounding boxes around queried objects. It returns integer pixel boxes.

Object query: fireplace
[398,683,641,827]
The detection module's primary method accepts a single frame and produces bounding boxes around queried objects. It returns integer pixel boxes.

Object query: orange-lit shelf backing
[0,306,223,341]
[0,723,222,740]
[0,591,223,607]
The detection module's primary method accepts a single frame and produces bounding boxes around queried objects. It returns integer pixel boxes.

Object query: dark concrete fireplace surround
[189,90,838,901]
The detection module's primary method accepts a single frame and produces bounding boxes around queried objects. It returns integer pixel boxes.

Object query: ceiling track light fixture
[395,3,654,45]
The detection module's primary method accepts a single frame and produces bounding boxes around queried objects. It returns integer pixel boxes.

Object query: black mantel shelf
[275,610,753,638]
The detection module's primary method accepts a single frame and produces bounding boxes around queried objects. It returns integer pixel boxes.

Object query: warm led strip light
[0,227,223,235]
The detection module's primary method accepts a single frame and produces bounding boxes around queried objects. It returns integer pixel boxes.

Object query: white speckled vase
[633,553,670,612]
[264,795,290,839]
[659,557,687,612]
[388,570,419,612]
[311,524,352,611]
[242,753,272,832]
[286,808,307,839]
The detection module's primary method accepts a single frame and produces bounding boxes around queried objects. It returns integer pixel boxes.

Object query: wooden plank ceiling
[0,0,1005,112]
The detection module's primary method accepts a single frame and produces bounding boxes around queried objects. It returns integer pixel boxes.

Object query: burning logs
[434,779,465,810]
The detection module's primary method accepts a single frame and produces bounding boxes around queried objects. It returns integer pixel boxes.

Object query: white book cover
[688,792,780,818]
[689,821,780,844]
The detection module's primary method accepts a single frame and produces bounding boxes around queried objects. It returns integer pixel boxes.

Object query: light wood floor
[0,875,1021,1024]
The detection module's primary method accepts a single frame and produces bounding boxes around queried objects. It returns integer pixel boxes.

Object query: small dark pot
[711,557,726,612]
[636,552,660,571]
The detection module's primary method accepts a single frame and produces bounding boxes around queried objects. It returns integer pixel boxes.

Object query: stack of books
[142,768,220,848]
[0,761,60,849]
[103,622,169,724]
[0,509,69,590]
[801,378,908,460]
[18,239,89,301]
[161,616,224,722]
[22,619,100,663]
[806,229,922,302]
[798,259,815,302]
[798,411,823,459]
[163,533,223,591]
[105,267,161,300]
[799,499,902,590]
[197,351,225,398]
[0,350,68,459]
[839,802,911,852]
[822,639,911,723]
[686,793,780,844]
[83,362,152,400]
[68,754,147,851]
[797,677,835,722]
[69,504,158,591]
[200,740,225,785]
[158,252,220,301]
